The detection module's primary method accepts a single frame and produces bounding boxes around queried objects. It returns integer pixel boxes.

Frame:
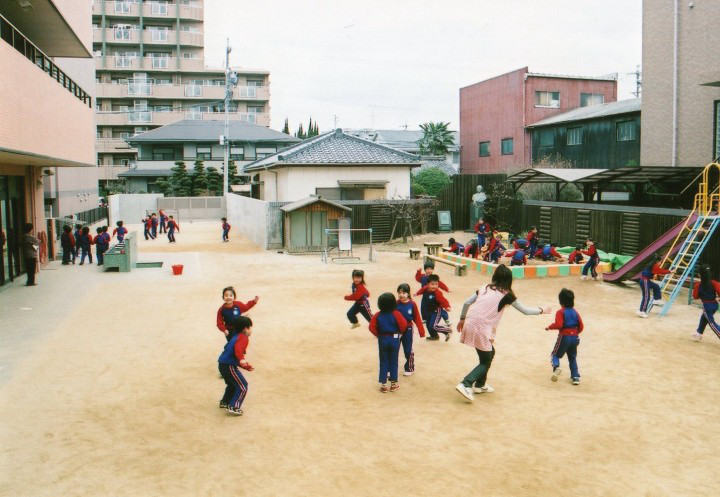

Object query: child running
[546,288,584,385]
[113,220,128,243]
[369,293,408,392]
[454,264,549,401]
[396,283,425,376]
[345,269,372,329]
[218,315,253,415]
[691,265,720,341]
[637,255,670,318]
[580,238,600,280]
[416,261,452,329]
[416,274,452,341]
[167,215,179,243]
[216,286,259,341]
[142,215,154,240]
[221,217,231,242]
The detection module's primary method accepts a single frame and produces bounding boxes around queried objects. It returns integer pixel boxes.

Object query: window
[580,93,605,107]
[256,147,276,159]
[134,127,148,135]
[535,91,560,108]
[230,147,244,160]
[152,147,174,160]
[617,121,637,141]
[501,138,513,155]
[185,84,202,97]
[196,146,211,160]
[452,151,459,164]
[478,141,490,157]
[150,2,168,15]
[149,27,168,42]
[567,127,582,146]
[247,79,264,87]
[247,106,263,114]
[115,1,131,14]
[539,130,555,147]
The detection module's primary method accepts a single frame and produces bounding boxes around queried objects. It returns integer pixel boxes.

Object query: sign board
[338,217,352,251]
[437,210,452,232]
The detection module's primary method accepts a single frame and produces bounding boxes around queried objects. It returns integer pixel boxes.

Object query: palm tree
[418,122,455,156]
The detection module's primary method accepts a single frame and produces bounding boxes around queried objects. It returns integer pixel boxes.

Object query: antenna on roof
[627,65,642,98]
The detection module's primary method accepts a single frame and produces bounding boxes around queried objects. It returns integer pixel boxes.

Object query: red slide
[602,213,697,283]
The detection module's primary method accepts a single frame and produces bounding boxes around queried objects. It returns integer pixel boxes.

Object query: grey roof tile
[528,98,641,128]
[127,120,301,144]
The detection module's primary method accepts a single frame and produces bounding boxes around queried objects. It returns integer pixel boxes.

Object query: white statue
[471,185,486,221]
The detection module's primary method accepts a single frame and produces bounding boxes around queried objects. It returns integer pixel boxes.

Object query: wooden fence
[435,174,508,231]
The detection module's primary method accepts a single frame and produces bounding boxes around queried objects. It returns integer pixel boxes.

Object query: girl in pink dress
[455,264,550,401]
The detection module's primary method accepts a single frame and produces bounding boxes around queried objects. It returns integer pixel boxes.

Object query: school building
[0,2,96,286]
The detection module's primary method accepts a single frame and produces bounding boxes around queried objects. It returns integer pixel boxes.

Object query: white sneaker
[473,385,494,394]
[581,276,587,281]
[637,312,649,319]
[455,383,474,401]
[692,332,703,341]
[403,371,414,376]
[551,367,561,382]
[654,300,664,307]
[350,323,361,329]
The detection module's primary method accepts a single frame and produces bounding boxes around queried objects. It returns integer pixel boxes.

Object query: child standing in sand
[345,269,372,329]
[167,215,179,243]
[218,315,254,415]
[217,286,259,341]
[221,217,231,242]
[455,265,549,402]
[369,293,408,392]
[396,283,425,376]
[545,288,584,385]
[581,238,600,280]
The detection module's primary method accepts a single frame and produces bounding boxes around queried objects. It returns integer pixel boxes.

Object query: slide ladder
[657,162,720,317]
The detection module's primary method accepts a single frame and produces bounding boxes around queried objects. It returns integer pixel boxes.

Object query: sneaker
[227,407,243,416]
[79,262,84,266]
[473,385,494,394]
[403,371,414,376]
[692,332,703,342]
[350,323,361,329]
[445,330,452,342]
[551,367,561,382]
[445,320,453,328]
[637,312,649,319]
[219,401,229,409]
[380,383,389,393]
[571,377,580,385]
[390,382,400,392]
[580,275,587,281]
[654,300,665,307]
[426,336,440,341]
[455,383,474,401]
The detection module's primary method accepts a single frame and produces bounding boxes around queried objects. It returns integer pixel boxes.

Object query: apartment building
[0,1,96,285]
[641,1,720,167]
[459,67,618,174]
[92,0,271,185]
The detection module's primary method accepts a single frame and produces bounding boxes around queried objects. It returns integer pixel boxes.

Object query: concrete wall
[108,193,164,227]
[226,193,269,249]
[642,0,720,167]
[157,196,225,222]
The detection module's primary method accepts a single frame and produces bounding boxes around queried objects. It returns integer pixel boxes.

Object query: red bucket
[172,264,184,275]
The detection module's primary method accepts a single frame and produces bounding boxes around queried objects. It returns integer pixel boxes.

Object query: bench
[424,254,468,277]
[423,242,443,255]
[103,232,137,272]
[409,248,421,260]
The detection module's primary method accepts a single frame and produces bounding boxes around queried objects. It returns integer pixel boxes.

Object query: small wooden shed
[281,196,352,253]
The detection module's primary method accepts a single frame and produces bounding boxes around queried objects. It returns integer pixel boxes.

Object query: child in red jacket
[416,274,452,341]
[217,286,259,341]
[369,293,408,392]
[396,283,425,376]
[691,265,720,341]
[218,315,254,415]
[345,269,372,329]
[546,288,584,385]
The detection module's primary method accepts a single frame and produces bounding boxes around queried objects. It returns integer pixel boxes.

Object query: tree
[192,159,208,196]
[308,118,313,137]
[375,196,439,243]
[412,166,451,197]
[417,121,455,156]
[524,154,581,201]
[206,166,222,196]
[296,123,305,139]
[164,161,190,197]
[484,182,519,232]
[282,118,290,135]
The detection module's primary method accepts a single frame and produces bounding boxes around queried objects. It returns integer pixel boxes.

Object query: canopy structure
[507,166,706,202]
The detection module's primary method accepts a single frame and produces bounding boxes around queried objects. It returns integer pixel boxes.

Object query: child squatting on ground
[345,269,372,328]
[218,315,254,415]
[369,292,408,392]
[546,288,584,385]
[455,264,549,402]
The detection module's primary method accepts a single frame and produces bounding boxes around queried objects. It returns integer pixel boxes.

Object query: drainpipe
[671,0,679,167]
[263,161,279,202]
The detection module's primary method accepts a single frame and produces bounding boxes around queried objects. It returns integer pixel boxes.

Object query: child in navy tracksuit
[218,315,253,415]
[535,242,562,262]
[93,227,109,266]
[447,237,464,255]
[475,218,491,249]
[416,274,452,341]
[221,217,231,242]
[78,226,93,265]
[637,255,671,318]
[151,213,159,238]
[506,244,527,266]
[60,225,75,265]
[396,283,425,376]
[546,288,584,385]
[691,265,720,341]
[216,286,259,341]
[488,234,506,263]
[369,293,408,392]
[568,245,584,264]
[345,269,372,328]
[113,220,128,243]
[167,215,179,243]
[526,227,539,259]
[581,238,600,280]
[415,262,451,328]
[73,224,83,262]
[159,209,168,234]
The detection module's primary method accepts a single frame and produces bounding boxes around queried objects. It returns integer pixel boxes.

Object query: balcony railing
[129,110,152,124]
[128,79,152,96]
[96,110,270,126]
[0,13,92,108]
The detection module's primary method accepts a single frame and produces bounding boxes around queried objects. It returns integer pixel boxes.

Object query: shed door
[310,211,326,246]
[289,211,328,249]
[289,211,307,247]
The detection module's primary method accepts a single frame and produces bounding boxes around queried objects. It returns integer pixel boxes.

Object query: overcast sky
[204,0,642,133]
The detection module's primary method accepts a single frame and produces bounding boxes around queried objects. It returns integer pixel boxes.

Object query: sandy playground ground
[1,221,719,497]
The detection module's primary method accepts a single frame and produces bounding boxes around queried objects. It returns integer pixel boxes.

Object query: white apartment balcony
[95,55,208,72]
[142,2,204,20]
[94,27,140,45]
[141,30,204,47]
[96,81,269,101]
[96,110,271,127]
[97,138,135,154]
[92,1,141,17]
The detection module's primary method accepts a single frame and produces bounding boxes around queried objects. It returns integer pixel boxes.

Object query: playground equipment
[103,232,137,272]
[657,162,720,317]
[322,228,374,263]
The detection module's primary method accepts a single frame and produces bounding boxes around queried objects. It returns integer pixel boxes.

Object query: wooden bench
[423,242,443,255]
[424,254,467,277]
[409,248,421,260]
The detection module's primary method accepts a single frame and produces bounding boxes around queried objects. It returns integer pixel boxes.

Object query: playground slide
[602,213,698,283]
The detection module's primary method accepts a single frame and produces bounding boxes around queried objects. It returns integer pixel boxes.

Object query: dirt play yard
[1,222,718,497]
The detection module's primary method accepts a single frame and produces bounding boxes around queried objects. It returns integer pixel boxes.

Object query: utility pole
[333,114,338,129]
[222,38,236,197]
[627,65,642,98]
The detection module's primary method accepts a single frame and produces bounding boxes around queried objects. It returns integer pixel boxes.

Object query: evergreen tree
[282,118,290,135]
[227,159,243,190]
[192,159,208,196]
[308,118,313,137]
[168,161,190,197]
[296,123,305,139]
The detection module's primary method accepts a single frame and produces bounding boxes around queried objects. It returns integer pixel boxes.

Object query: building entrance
[0,176,27,286]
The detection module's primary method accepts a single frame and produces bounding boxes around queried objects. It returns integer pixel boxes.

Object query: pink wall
[460,69,618,174]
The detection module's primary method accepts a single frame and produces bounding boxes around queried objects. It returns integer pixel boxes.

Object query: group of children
[60,222,125,266]
[141,211,179,243]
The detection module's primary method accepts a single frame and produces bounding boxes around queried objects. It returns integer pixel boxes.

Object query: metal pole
[223,38,231,197]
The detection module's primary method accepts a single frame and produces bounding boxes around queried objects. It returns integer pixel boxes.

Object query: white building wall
[225,193,268,249]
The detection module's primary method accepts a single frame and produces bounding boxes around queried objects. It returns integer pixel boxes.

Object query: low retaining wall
[438,252,612,279]
[108,193,163,227]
